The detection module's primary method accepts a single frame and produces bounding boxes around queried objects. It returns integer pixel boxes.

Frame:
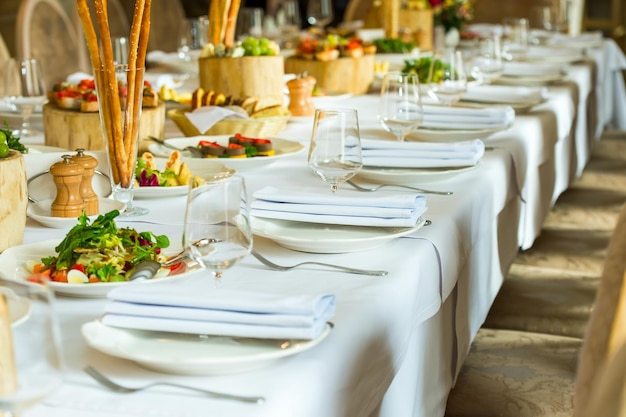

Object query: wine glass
[471,35,504,84]
[308,108,362,193]
[183,175,253,284]
[427,48,467,106]
[3,58,48,137]
[0,278,63,416]
[306,0,334,32]
[378,71,424,141]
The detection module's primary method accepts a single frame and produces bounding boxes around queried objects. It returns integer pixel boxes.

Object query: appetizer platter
[148,135,305,170]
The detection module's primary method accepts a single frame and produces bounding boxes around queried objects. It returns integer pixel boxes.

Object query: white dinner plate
[0,287,31,327]
[0,240,192,298]
[408,125,510,142]
[81,320,332,375]
[27,145,69,153]
[148,136,305,170]
[251,216,426,254]
[134,161,235,199]
[458,98,546,114]
[495,73,564,86]
[357,164,478,185]
[27,198,126,229]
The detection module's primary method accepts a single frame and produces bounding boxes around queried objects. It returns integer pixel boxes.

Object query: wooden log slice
[43,103,166,151]
[0,150,27,253]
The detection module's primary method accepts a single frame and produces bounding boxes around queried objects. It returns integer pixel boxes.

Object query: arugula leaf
[1,123,27,153]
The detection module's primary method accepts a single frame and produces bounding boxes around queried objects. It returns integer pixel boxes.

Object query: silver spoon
[346,180,453,195]
[251,250,388,276]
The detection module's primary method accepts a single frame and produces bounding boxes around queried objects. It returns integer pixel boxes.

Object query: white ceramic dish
[134,161,235,199]
[357,164,478,185]
[148,136,305,170]
[0,240,191,298]
[27,198,126,229]
[0,287,31,327]
[81,320,332,375]
[408,125,510,142]
[496,73,564,86]
[251,216,426,254]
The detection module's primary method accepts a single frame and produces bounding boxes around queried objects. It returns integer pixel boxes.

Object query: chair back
[16,0,89,88]
[573,202,626,416]
[147,0,187,53]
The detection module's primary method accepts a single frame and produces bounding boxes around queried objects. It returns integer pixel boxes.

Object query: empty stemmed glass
[308,108,362,193]
[0,278,63,416]
[3,58,47,137]
[427,48,468,106]
[183,176,253,285]
[471,35,504,84]
[378,71,424,141]
[306,0,334,32]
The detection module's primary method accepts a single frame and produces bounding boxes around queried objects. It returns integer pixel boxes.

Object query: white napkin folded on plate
[462,85,546,104]
[422,105,515,130]
[503,61,564,77]
[547,32,602,46]
[525,45,585,60]
[251,186,427,227]
[464,23,503,37]
[185,106,249,133]
[102,278,335,340]
[361,138,484,168]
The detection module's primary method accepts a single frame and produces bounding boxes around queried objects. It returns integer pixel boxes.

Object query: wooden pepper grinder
[71,149,99,216]
[50,155,84,218]
[287,73,316,117]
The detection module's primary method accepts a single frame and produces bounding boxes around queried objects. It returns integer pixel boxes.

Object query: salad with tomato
[28,210,172,284]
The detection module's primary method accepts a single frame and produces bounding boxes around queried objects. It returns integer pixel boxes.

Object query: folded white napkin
[464,23,503,37]
[185,106,249,133]
[422,105,515,130]
[525,45,584,60]
[361,138,484,168]
[503,61,564,77]
[102,278,335,340]
[251,186,427,227]
[547,32,602,46]
[462,85,546,104]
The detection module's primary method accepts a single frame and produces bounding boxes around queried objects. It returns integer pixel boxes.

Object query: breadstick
[223,0,241,47]
[76,0,120,183]
[94,0,127,186]
[219,0,232,46]
[208,0,222,45]
[123,0,146,172]
[127,0,152,175]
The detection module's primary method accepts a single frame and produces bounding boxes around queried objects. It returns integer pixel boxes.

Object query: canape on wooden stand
[0,150,27,253]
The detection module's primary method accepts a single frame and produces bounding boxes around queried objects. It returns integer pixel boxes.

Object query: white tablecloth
[8,35,623,417]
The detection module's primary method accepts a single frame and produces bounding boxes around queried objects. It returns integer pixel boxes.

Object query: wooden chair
[15,0,89,88]
[444,201,626,417]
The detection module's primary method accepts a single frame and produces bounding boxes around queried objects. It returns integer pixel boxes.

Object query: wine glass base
[119,206,149,217]
[13,127,41,137]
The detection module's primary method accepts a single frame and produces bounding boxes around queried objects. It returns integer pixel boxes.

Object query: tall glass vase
[94,64,148,217]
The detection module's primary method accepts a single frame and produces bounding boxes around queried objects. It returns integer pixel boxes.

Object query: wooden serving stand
[0,150,27,253]
[43,102,166,151]
[284,54,375,95]
[198,56,285,101]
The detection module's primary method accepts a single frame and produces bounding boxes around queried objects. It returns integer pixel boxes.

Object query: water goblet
[306,0,334,32]
[308,108,362,193]
[93,64,148,217]
[0,278,63,416]
[427,48,468,106]
[471,35,504,84]
[378,71,424,141]
[3,58,47,137]
[183,175,253,284]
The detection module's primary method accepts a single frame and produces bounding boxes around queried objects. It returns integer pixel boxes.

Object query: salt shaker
[71,148,99,215]
[50,155,84,218]
[287,73,316,117]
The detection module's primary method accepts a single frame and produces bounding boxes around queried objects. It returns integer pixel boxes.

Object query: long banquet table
[10,38,626,417]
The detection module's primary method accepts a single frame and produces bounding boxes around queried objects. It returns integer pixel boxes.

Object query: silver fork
[84,366,264,404]
[346,180,453,195]
[251,250,388,276]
